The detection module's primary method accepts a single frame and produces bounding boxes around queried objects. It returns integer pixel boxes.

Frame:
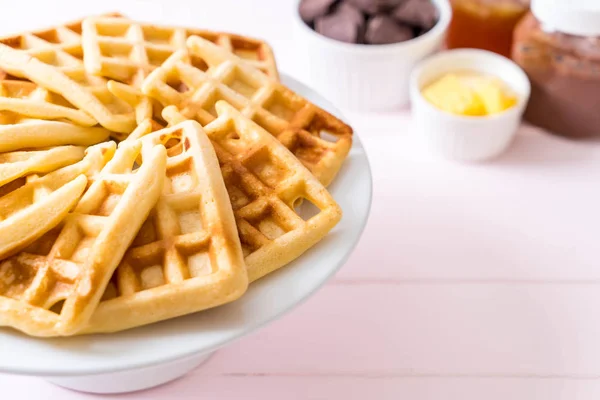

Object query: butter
[422,72,517,117]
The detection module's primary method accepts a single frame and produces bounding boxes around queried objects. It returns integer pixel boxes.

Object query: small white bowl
[292,0,451,110]
[409,49,531,162]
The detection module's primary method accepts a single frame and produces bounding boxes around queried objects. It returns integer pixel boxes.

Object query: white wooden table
[3,1,600,398]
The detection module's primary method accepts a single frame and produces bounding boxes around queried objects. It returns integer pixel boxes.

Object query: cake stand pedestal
[46,352,214,394]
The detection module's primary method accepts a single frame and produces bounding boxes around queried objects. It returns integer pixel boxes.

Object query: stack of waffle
[0,14,352,337]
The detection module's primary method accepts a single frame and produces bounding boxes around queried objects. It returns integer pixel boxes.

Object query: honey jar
[446,0,530,57]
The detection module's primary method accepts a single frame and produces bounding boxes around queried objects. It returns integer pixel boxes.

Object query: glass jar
[446,0,530,57]
[512,0,600,138]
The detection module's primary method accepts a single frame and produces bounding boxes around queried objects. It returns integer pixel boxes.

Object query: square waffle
[0,14,137,135]
[0,145,105,261]
[82,15,279,87]
[163,102,342,282]
[83,121,247,334]
[82,16,280,138]
[142,35,352,186]
[0,145,85,187]
[0,78,110,152]
[0,118,109,153]
[0,141,167,336]
[0,78,96,126]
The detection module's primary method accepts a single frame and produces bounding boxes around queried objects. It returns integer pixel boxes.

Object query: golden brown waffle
[0,143,112,270]
[0,77,110,152]
[82,16,279,136]
[0,118,109,153]
[106,80,165,130]
[142,35,352,186]
[0,14,136,135]
[0,13,123,65]
[164,102,342,282]
[82,15,279,87]
[0,79,96,126]
[0,145,85,187]
[82,120,247,334]
[0,141,167,337]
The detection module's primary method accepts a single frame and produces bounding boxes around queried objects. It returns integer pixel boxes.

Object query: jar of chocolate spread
[512,0,600,138]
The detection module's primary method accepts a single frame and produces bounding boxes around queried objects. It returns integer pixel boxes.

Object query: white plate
[0,74,373,378]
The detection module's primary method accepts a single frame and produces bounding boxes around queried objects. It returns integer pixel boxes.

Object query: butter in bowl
[410,49,531,162]
[422,71,518,117]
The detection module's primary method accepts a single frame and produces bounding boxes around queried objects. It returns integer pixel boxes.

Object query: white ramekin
[291,0,451,110]
[409,49,531,162]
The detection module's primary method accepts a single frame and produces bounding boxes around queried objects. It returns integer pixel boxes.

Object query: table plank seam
[330,278,600,285]
[192,371,600,380]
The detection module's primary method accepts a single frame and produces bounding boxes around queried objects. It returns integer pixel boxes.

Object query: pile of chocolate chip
[300,0,439,45]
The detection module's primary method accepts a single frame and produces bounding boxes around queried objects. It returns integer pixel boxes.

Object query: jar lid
[532,0,600,36]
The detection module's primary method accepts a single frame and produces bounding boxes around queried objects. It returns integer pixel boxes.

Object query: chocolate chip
[315,11,361,43]
[299,0,338,23]
[335,2,365,28]
[346,0,407,14]
[365,14,414,44]
[392,0,438,30]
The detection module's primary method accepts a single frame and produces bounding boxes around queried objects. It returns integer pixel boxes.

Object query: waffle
[142,35,352,186]
[0,78,96,126]
[0,73,109,152]
[82,16,279,135]
[0,15,136,135]
[0,145,85,186]
[0,12,123,65]
[106,80,165,130]
[163,102,342,282]
[0,118,109,153]
[0,144,111,261]
[82,120,247,333]
[82,15,279,87]
[0,141,167,337]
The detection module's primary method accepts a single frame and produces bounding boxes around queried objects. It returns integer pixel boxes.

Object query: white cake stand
[0,74,373,394]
